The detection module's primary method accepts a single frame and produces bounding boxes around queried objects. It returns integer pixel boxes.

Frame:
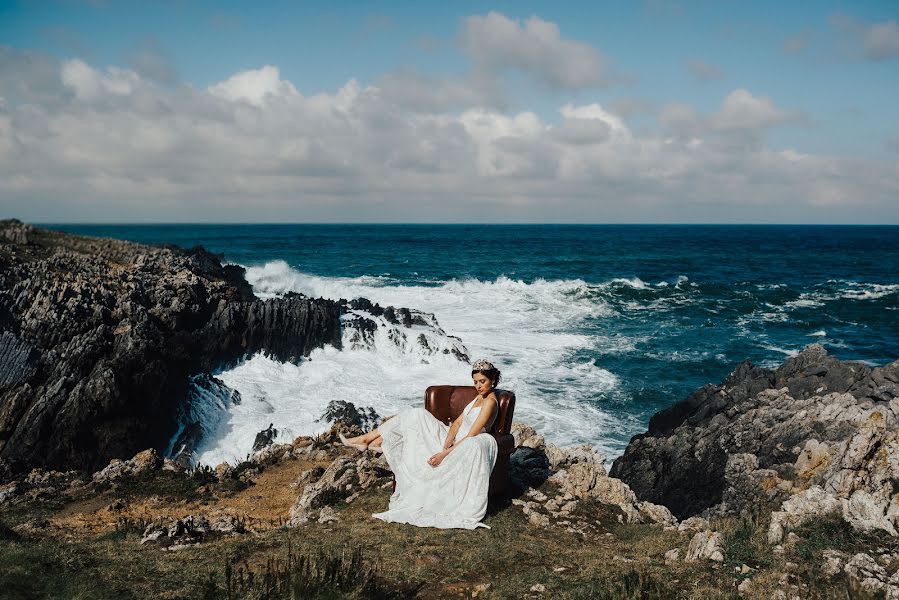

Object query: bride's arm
[444,397,497,453]
[442,412,465,451]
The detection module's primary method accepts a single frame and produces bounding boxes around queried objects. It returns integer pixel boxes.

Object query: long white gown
[371,396,498,529]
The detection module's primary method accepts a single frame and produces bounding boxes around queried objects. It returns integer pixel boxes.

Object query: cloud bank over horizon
[1,8,898,223]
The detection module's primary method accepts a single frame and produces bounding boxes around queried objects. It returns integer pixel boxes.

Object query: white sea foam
[808,330,827,337]
[195,261,625,465]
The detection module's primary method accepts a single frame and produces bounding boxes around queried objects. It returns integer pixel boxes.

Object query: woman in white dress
[339,359,501,529]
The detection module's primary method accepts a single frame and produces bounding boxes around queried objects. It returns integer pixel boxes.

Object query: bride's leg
[346,430,382,445]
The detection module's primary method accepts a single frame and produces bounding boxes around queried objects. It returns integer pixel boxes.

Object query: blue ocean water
[46,224,899,462]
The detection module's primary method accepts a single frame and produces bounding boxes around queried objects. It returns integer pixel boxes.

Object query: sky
[1,0,898,223]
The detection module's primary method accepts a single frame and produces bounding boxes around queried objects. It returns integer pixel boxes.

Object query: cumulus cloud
[711,89,797,131]
[0,53,896,223]
[460,12,612,89]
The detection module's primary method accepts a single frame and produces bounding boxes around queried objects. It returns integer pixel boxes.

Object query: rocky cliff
[610,344,899,537]
[0,219,342,476]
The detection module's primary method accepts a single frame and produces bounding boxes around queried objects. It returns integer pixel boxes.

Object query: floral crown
[471,359,495,371]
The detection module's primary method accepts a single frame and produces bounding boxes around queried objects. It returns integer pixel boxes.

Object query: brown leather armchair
[424,385,516,498]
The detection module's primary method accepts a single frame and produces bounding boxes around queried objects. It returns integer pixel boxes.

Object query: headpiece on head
[471,359,495,371]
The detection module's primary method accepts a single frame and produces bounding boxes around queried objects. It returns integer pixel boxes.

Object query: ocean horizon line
[30,221,899,227]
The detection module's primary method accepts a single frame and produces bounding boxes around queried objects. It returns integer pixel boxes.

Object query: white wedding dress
[371,396,498,529]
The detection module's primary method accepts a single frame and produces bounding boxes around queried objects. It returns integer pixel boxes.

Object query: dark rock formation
[0,219,342,476]
[252,424,278,453]
[610,344,899,520]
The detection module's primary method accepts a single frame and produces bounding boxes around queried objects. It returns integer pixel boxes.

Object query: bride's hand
[427,450,447,467]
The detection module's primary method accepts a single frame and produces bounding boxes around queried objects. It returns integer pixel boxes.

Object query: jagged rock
[678,516,710,533]
[821,549,848,579]
[611,344,899,522]
[0,221,343,476]
[721,452,790,513]
[141,514,211,546]
[293,466,325,489]
[844,553,890,594]
[768,485,842,544]
[214,462,233,481]
[92,449,162,484]
[685,530,725,562]
[252,423,278,452]
[511,422,545,450]
[0,481,20,505]
[544,442,605,473]
[319,400,380,433]
[318,506,338,524]
[209,515,246,535]
[288,455,390,526]
[509,446,552,488]
[249,443,292,467]
[843,489,898,536]
[664,549,680,564]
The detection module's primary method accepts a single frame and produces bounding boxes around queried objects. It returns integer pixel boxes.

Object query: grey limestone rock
[611,344,899,520]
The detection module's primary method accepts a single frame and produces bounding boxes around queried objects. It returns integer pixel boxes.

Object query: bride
[339,359,500,529]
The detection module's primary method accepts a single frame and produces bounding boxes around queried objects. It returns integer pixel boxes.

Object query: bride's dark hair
[471,364,502,388]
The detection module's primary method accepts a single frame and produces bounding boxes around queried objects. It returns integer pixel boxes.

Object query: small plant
[206,537,418,599]
[722,509,773,569]
[793,511,899,561]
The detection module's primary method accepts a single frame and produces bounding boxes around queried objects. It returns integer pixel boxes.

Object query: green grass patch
[720,509,774,570]
[793,511,899,561]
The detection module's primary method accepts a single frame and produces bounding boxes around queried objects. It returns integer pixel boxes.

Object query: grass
[793,511,899,562]
[2,451,894,599]
[719,510,774,570]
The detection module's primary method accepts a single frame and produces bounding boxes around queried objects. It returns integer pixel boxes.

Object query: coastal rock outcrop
[610,344,899,536]
[0,219,342,476]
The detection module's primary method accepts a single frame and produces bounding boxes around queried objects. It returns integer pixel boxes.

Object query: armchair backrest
[424,385,516,437]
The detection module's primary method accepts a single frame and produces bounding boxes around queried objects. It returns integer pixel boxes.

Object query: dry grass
[0,449,878,599]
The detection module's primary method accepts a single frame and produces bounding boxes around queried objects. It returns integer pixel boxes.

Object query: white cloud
[711,88,796,131]
[61,58,141,101]
[0,53,897,223]
[208,65,299,106]
[460,12,611,89]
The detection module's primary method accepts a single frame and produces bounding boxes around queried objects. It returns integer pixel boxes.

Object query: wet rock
[252,423,278,452]
[0,221,343,475]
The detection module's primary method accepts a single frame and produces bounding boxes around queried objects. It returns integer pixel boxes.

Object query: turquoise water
[46,224,899,460]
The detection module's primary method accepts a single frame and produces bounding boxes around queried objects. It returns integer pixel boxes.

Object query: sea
[45,224,899,468]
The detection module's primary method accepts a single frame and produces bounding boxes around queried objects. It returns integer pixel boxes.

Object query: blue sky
[1,0,898,222]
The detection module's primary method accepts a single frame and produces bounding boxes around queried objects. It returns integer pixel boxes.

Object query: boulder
[685,530,725,562]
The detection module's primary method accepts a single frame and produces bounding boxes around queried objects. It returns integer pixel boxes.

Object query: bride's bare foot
[338,432,368,452]
[368,441,383,454]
